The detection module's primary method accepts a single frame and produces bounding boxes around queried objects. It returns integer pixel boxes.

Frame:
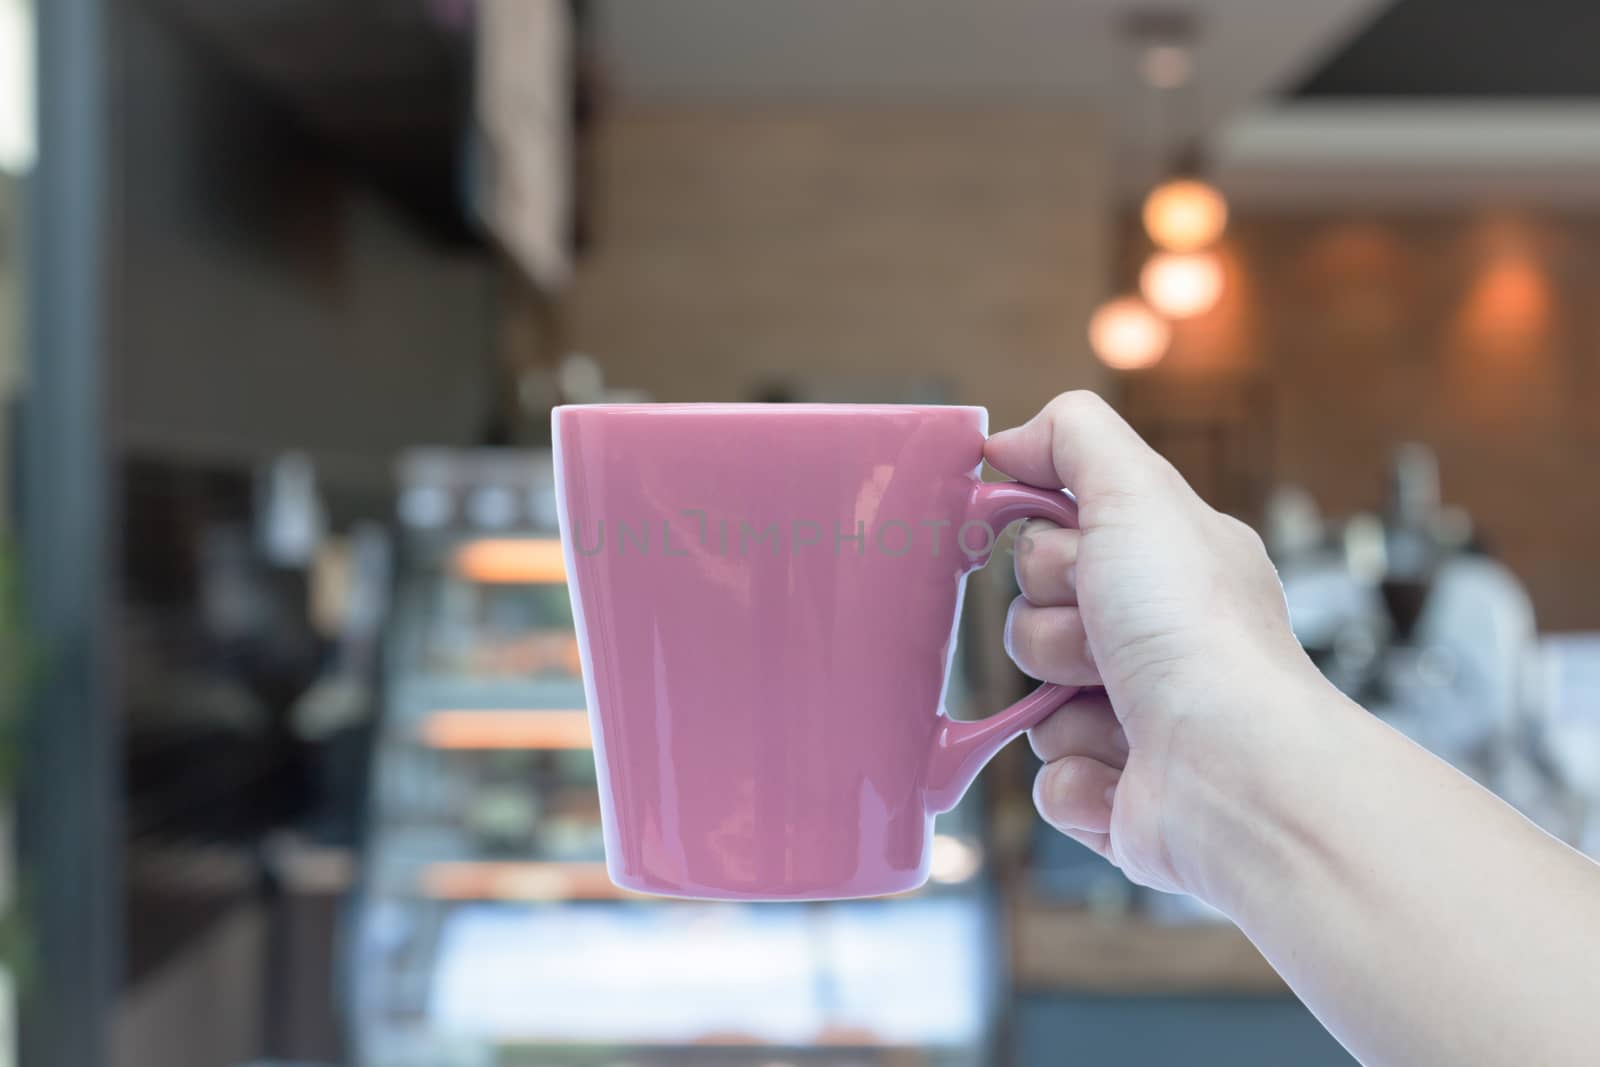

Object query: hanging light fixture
[1088,296,1171,371]
[1122,12,1229,253]
[1084,9,1224,369]
[1139,249,1224,318]
[1143,177,1228,253]
[1123,10,1227,253]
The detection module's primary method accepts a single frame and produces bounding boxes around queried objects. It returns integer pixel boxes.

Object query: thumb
[986,391,1169,501]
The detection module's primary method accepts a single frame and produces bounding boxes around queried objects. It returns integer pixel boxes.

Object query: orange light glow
[1461,254,1551,354]
[1142,178,1229,253]
[453,538,566,584]
[1301,223,1410,337]
[1139,251,1225,319]
[1088,296,1171,371]
[420,709,591,750]
[420,861,632,901]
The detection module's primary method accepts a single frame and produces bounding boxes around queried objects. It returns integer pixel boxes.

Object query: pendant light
[1143,178,1228,254]
[1088,295,1172,371]
[1140,249,1224,318]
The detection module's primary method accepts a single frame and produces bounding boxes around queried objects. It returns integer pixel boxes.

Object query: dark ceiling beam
[149,0,480,244]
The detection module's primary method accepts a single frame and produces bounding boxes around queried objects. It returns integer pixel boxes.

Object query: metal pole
[18,0,119,1060]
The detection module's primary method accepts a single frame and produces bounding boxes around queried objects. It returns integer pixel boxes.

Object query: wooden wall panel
[567,105,1110,433]
[1125,211,1600,630]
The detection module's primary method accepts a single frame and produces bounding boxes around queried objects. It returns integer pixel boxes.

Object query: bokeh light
[1140,250,1225,319]
[1088,296,1171,371]
[1142,178,1229,253]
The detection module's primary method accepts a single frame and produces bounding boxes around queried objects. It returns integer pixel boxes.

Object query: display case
[349,449,1001,1067]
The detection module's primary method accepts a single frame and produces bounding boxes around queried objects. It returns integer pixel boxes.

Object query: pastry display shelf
[353,452,998,1067]
[386,676,592,747]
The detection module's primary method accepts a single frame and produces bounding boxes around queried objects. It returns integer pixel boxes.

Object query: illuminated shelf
[420,860,635,901]
[411,859,977,903]
[490,1035,927,1053]
[453,537,567,584]
[420,708,591,750]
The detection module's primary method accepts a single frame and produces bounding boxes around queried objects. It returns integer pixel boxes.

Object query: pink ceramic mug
[553,403,1079,900]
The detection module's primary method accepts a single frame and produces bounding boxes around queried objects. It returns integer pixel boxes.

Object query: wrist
[1162,659,1360,917]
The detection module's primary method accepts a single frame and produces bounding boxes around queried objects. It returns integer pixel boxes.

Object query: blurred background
[6,0,1600,1065]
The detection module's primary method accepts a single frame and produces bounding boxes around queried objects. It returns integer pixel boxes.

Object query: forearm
[1186,673,1600,1066]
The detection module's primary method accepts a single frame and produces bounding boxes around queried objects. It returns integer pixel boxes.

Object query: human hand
[986,392,1324,897]
[992,396,1600,1067]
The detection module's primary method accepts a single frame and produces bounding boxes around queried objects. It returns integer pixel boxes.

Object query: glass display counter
[350,449,999,1067]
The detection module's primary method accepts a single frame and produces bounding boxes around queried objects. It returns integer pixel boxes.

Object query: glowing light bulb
[1088,296,1171,371]
[1143,178,1228,253]
[1140,250,1224,319]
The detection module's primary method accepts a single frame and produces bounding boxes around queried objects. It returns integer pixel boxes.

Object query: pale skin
[991,392,1600,1067]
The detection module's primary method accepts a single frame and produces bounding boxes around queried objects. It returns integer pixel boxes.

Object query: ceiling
[1217,0,1600,204]
[161,0,1600,220]
[1295,0,1600,97]
[156,0,477,241]
[594,0,1389,188]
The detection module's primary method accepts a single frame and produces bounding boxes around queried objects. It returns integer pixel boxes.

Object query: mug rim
[553,402,987,418]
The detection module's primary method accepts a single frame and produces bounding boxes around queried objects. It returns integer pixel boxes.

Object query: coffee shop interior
[7,0,1600,1065]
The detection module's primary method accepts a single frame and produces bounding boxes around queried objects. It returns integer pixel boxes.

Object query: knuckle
[1102,717,1125,753]
[1015,529,1077,602]
[1083,482,1151,526]
[1220,513,1267,554]
[1131,450,1191,501]
[1016,604,1068,678]
[1046,390,1110,425]
[1052,754,1101,793]
[1058,754,1095,778]
[1028,708,1065,758]
[1152,453,1189,490]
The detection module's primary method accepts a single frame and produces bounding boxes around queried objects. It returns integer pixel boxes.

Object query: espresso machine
[1270,446,1585,837]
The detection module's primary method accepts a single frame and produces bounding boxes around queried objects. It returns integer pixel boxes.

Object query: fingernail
[1031,767,1052,814]
[1015,523,1034,556]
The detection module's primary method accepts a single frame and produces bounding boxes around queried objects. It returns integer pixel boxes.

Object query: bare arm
[1198,679,1600,1066]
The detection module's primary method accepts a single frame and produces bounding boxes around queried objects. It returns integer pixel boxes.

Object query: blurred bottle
[257,451,328,570]
[1380,443,1443,643]
[293,523,393,843]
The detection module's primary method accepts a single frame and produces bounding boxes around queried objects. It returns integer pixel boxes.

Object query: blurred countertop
[1009,892,1286,997]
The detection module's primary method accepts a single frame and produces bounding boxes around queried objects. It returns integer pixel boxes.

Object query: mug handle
[925,480,1081,814]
